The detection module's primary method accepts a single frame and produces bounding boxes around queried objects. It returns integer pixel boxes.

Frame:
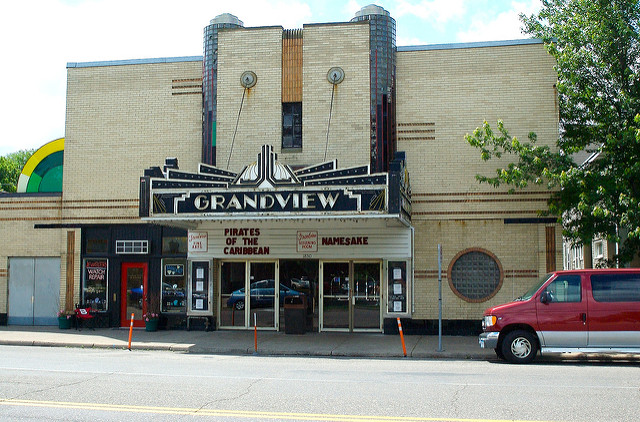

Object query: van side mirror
[540,291,551,304]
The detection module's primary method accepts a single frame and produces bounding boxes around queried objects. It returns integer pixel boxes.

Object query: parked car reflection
[130,286,143,309]
[226,279,303,310]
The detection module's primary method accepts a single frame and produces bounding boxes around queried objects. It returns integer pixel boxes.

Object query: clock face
[240,71,257,88]
[327,67,345,84]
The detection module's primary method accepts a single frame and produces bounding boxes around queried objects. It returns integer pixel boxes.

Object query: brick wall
[64,60,202,222]
[300,22,370,169]
[216,27,283,171]
[397,42,562,319]
[397,42,558,199]
[216,22,371,171]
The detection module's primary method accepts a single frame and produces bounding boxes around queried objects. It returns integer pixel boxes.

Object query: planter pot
[58,316,73,329]
[145,319,159,332]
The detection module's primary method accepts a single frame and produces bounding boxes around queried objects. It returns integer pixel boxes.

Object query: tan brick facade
[299,23,370,168]
[0,16,562,330]
[216,27,284,171]
[64,60,203,219]
[215,22,370,171]
[397,42,561,319]
[397,43,558,197]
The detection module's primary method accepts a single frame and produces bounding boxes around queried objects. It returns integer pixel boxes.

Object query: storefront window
[387,261,407,313]
[82,259,108,311]
[162,258,186,313]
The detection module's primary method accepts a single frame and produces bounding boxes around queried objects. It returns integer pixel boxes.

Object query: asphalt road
[0,345,638,421]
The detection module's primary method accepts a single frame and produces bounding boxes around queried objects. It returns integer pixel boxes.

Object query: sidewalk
[0,326,494,360]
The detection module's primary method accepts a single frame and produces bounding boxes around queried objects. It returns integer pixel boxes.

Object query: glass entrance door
[321,261,381,332]
[249,262,277,328]
[219,261,277,329]
[120,262,148,328]
[220,262,246,328]
[321,262,350,330]
[353,262,381,330]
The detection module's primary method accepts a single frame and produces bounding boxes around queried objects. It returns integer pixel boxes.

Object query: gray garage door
[8,257,60,325]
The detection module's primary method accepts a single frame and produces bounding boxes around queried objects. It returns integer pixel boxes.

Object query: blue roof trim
[398,38,543,52]
[67,56,203,68]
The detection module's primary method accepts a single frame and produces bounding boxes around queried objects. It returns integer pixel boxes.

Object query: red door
[121,262,148,328]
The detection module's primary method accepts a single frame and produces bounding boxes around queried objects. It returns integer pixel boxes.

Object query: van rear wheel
[501,330,537,364]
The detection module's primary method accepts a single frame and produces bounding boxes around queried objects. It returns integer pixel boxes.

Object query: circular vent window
[448,249,503,302]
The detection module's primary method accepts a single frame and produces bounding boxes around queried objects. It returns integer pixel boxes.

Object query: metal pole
[438,244,443,352]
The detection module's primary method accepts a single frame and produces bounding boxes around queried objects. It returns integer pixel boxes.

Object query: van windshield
[516,273,554,301]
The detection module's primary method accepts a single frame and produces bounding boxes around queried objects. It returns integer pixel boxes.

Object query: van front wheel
[501,330,537,364]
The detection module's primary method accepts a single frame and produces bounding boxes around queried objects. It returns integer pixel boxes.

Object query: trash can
[284,295,306,334]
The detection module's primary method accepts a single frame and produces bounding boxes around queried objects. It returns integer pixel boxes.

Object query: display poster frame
[386,260,409,315]
[188,260,213,315]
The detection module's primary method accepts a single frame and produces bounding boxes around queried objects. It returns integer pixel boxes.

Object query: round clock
[327,67,345,84]
[240,71,257,88]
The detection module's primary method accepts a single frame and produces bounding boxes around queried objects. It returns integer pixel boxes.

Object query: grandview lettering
[193,192,341,211]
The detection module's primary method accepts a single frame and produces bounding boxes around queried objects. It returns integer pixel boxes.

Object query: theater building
[0,5,560,334]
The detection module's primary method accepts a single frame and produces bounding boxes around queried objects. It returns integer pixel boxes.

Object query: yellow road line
[0,399,563,422]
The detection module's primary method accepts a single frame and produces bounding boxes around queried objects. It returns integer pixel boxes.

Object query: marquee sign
[140,145,411,222]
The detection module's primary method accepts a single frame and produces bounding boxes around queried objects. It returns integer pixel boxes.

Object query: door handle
[581,313,587,323]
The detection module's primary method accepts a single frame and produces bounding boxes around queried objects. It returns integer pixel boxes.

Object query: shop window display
[162,259,186,313]
[82,258,108,311]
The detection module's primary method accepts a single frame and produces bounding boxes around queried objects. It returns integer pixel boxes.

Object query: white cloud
[394,0,467,24]
[456,0,542,42]
[343,0,365,18]
[456,9,524,42]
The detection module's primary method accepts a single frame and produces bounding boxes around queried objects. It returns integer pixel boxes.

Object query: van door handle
[581,313,587,323]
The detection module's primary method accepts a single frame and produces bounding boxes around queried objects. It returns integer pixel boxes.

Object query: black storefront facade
[125,145,412,332]
[79,223,189,329]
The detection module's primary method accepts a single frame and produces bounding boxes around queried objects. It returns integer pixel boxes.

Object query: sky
[0,0,542,156]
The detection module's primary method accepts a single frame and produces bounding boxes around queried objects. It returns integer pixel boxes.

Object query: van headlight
[482,315,497,329]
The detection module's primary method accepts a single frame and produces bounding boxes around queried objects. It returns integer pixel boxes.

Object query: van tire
[502,330,537,364]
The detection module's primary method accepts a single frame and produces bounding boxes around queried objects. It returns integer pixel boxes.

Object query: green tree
[0,149,34,192]
[466,0,640,265]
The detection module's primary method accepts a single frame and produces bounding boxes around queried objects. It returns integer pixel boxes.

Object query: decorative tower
[202,13,244,165]
[351,5,397,173]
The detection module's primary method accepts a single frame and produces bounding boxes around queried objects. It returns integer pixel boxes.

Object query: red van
[479,269,640,363]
